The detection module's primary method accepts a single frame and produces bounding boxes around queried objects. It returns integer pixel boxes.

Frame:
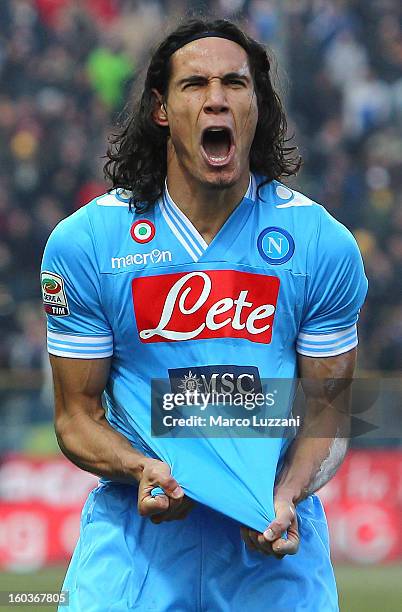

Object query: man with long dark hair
[42,18,367,611]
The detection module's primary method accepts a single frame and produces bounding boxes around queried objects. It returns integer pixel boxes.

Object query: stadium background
[0,0,401,610]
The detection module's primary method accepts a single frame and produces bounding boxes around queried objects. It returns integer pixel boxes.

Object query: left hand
[240,496,300,558]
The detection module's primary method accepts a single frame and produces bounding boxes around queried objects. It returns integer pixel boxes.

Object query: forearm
[279,350,357,504]
[276,435,348,504]
[275,400,349,503]
[56,411,149,483]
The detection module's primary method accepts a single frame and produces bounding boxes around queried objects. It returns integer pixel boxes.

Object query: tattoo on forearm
[308,437,348,495]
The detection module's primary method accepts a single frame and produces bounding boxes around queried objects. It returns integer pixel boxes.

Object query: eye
[227,78,245,87]
[183,80,205,90]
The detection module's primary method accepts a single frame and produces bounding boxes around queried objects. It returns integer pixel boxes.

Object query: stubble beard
[200,172,238,191]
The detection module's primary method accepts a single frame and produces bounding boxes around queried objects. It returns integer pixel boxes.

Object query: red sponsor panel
[320,449,402,563]
[0,454,97,570]
[0,454,97,507]
[132,270,280,344]
[0,503,80,570]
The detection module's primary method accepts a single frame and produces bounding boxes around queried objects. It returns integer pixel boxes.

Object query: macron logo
[111,249,172,269]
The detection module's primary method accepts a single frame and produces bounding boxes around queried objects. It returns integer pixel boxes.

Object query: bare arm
[51,354,146,481]
[275,348,355,503]
[241,349,355,556]
[51,354,193,520]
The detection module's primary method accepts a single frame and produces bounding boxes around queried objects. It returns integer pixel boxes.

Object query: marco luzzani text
[161,390,301,429]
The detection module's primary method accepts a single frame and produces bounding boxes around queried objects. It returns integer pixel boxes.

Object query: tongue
[203,131,230,159]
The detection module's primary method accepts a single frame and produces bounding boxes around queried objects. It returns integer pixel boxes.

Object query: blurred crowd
[0,0,401,375]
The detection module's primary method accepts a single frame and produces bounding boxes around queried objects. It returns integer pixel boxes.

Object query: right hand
[137,458,194,523]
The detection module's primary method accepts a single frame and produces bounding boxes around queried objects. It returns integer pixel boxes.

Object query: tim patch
[41,271,70,316]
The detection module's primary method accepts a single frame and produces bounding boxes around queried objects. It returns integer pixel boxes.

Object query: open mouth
[201,127,234,166]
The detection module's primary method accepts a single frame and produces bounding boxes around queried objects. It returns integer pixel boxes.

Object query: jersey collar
[159,174,256,262]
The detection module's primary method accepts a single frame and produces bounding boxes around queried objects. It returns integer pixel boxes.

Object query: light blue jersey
[42,175,367,611]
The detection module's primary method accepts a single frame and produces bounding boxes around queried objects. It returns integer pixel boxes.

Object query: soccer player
[41,18,367,611]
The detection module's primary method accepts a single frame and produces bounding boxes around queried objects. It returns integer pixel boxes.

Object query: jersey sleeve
[41,207,113,359]
[296,208,368,358]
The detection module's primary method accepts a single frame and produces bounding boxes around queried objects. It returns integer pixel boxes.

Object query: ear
[152,89,168,127]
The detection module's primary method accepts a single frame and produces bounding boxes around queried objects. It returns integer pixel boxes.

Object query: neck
[166,161,251,244]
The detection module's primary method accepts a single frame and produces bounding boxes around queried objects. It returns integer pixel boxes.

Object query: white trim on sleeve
[47,331,113,359]
[296,324,357,357]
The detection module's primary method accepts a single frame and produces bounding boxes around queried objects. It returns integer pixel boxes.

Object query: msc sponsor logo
[257,226,295,265]
[41,271,69,316]
[111,249,172,269]
[168,365,262,396]
[132,269,280,344]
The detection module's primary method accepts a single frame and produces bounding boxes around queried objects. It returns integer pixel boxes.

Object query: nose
[203,79,229,114]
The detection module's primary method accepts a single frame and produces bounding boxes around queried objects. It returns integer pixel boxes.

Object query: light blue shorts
[60,483,338,611]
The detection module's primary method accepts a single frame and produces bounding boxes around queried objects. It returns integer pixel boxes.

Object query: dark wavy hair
[104,18,301,213]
